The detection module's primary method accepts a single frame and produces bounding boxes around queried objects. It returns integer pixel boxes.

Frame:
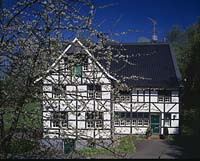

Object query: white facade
[41,38,180,140]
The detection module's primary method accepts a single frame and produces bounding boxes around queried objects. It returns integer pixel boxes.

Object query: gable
[34,38,117,84]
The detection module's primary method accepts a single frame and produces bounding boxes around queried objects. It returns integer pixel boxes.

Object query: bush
[7,139,37,154]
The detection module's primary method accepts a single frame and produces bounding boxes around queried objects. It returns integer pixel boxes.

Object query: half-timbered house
[37,37,181,151]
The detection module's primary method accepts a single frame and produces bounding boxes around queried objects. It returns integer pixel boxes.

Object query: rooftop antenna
[147,17,158,42]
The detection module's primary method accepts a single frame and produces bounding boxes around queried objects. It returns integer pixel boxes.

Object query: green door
[150,114,160,134]
[64,139,75,154]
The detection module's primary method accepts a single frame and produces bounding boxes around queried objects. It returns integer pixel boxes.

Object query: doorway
[150,114,160,134]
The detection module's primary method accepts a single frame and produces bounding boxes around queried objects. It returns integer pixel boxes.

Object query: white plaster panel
[68,121,76,128]
[115,127,130,134]
[43,85,52,91]
[86,100,95,111]
[161,120,164,127]
[68,112,76,120]
[151,96,157,102]
[103,121,111,129]
[45,134,59,139]
[78,121,85,129]
[95,130,111,138]
[138,96,144,102]
[171,113,179,119]
[77,85,87,91]
[99,77,110,84]
[151,103,164,112]
[167,104,179,113]
[150,104,161,112]
[161,128,164,135]
[43,92,52,98]
[137,103,149,112]
[171,97,179,103]
[43,79,51,84]
[132,96,137,102]
[117,103,131,111]
[43,121,50,128]
[145,96,149,102]
[104,112,111,120]
[171,120,179,127]
[47,75,58,84]
[43,112,51,119]
[77,112,85,120]
[132,127,147,134]
[97,72,103,78]
[102,84,111,91]
[132,103,144,111]
[168,128,179,134]
[102,92,111,99]
[78,92,87,99]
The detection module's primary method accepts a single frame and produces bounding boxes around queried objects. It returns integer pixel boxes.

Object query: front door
[150,114,160,134]
[64,139,75,154]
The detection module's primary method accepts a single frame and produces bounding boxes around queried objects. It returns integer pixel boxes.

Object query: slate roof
[101,42,181,88]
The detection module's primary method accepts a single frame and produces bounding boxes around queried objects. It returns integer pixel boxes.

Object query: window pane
[132,119,137,126]
[73,64,81,76]
[138,119,143,126]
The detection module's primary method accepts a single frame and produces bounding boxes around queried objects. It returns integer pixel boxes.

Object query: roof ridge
[107,42,169,45]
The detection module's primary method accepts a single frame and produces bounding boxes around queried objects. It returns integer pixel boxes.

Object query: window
[132,119,137,126]
[60,112,68,127]
[114,112,131,126]
[87,84,101,99]
[86,111,103,128]
[164,113,171,127]
[73,64,82,77]
[138,119,143,126]
[114,112,149,127]
[133,112,149,126]
[52,112,60,127]
[52,85,66,98]
[158,90,171,102]
[83,59,88,71]
[115,90,131,102]
[51,112,68,128]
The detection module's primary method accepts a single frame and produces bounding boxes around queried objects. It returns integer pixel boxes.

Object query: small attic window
[73,64,82,77]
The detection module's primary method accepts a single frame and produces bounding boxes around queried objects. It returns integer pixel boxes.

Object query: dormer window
[158,90,171,102]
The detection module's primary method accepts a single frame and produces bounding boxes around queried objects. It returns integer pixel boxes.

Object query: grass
[77,135,136,156]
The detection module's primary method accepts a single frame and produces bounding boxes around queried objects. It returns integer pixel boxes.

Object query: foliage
[78,135,136,156]
[7,138,37,154]
[145,126,152,137]
[167,17,200,135]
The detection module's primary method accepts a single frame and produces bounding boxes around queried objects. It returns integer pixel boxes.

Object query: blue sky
[2,0,200,42]
[92,0,200,42]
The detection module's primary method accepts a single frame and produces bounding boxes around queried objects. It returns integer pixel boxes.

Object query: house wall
[42,56,113,139]
[113,89,179,135]
[42,45,179,139]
